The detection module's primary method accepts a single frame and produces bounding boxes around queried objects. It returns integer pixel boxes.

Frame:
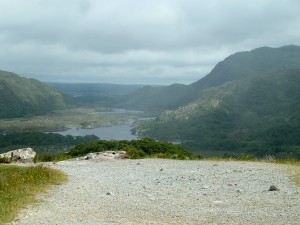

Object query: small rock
[137,162,141,165]
[86,153,96,160]
[106,192,112,195]
[269,185,279,191]
[213,201,223,204]
[160,168,163,171]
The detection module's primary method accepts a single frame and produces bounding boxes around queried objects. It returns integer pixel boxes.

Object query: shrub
[124,147,145,159]
[68,138,202,160]
[0,157,11,164]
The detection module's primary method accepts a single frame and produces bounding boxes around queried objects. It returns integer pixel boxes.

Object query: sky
[0,0,300,85]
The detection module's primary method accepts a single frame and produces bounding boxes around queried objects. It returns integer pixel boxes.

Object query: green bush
[68,138,202,160]
[0,157,11,164]
[124,147,145,159]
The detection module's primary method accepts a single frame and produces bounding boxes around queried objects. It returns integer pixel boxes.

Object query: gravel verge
[11,159,300,225]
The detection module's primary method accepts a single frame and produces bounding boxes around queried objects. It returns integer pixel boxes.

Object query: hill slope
[136,45,300,158]
[191,45,300,89]
[0,70,68,118]
[116,45,300,113]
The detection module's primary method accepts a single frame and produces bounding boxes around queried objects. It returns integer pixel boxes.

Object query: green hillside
[135,46,300,159]
[191,45,300,89]
[115,45,300,113]
[0,70,68,118]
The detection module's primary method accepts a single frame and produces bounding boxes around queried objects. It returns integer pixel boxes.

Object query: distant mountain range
[117,45,300,112]
[134,45,300,158]
[47,82,144,97]
[1,45,300,159]
[0,70,68,118]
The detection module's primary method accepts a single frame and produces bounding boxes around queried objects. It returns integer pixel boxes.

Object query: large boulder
[0,148,36,163]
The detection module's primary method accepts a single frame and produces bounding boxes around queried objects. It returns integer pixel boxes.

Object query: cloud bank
[0,0,300,84]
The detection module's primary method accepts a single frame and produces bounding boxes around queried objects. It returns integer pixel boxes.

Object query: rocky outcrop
[0,147,36,163]
[83,151,126,161]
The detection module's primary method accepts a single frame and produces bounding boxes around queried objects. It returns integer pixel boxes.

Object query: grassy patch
[288,166,300,187]
[271,160,300,188]
[0,164,67,224]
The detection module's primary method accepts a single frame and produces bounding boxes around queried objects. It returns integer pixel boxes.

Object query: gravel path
[11,159,300,225]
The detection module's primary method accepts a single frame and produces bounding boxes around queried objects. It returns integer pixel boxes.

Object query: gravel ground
[11,159,300,225]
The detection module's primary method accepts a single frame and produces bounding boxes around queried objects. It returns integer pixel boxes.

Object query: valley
[1,45,300,160]
[0,107,142,133]
[2,2,300,225]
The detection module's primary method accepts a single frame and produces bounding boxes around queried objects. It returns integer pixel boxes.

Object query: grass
[287,165,300,187]
[0,164,67,224]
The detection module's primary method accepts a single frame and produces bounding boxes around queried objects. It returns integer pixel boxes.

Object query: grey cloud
[0,0,300,84]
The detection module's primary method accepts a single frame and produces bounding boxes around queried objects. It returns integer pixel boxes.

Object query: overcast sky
[0,0,300,85]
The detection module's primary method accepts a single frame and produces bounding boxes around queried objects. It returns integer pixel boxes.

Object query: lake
[53,124,138,140]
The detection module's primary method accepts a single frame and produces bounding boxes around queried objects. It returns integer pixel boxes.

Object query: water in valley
[53,124,138,140]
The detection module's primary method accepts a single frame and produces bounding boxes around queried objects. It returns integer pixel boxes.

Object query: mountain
[135,45,300,159]
[0,70,68,118]
[117,45,300,113]
[191,45,300,89]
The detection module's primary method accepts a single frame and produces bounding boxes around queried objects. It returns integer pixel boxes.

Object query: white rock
[0,148,36,163]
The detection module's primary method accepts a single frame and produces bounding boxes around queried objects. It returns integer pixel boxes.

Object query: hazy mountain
[0,70,68,118]
[135,45,300,158]
[47,82,148,108]
[116,83,190,112]
[47,82,144,97]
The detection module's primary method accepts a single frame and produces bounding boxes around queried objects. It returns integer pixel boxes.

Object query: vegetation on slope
[190,45,300,90]
[0,132,99,154]
[0,165,67,224]
[135,46,300,159]
[0,70,68,118]
[109,45,300,113]
[69,138,202,160]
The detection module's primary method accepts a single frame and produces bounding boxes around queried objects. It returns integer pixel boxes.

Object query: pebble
[269,185,280,191]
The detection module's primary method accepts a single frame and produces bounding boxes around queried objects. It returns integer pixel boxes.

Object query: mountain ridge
[115,45,300,113]
[135,45,300,158]
[0,70,68,118]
